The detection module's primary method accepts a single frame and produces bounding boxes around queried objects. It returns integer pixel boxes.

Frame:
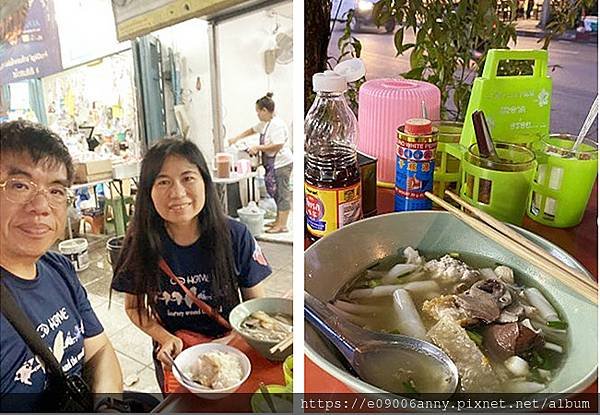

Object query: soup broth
[355,343,456,394]
[335,247,568,394]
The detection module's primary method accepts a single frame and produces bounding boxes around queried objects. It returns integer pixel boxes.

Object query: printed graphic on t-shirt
[252,239,268,266]
[14,356,44,386]
[158,271,225,319]
[14,307,86,387]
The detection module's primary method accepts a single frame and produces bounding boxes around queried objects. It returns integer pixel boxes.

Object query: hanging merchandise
[304,58,365,239]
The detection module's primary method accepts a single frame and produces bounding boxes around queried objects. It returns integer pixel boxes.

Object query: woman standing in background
[229,93,293,233]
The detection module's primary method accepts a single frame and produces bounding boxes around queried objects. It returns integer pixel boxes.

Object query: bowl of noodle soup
[304,211,597,397]
[229,297,293,361]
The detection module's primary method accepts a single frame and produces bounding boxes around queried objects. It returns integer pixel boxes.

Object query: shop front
[2,0,293,237]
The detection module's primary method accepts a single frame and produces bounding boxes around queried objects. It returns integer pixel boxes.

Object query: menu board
[111,0,249,41]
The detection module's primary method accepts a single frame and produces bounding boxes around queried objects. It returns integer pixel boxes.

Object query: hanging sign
[0,0,63,84]
[111,0,249,42]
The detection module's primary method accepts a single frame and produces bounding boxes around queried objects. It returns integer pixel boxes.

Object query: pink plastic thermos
[358,79,441,185]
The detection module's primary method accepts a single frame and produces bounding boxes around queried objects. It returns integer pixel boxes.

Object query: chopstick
[444,190,597,290]
[425,192,598,304]
[259,382,277,412]
[269,333,293,354]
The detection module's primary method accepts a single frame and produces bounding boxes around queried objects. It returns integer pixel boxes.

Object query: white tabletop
[212,171,257,185]
[70,179,112,191]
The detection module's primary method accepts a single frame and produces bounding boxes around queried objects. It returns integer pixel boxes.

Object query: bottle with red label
[304,59,365,239]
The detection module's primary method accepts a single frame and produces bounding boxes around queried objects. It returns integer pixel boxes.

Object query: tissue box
[74,159,113,184]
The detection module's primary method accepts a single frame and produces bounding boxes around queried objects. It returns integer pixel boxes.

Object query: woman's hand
[156,335,184,369]
[227,137,236,146]
[248,145,260,155]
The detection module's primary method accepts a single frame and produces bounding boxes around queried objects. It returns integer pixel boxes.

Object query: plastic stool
[104,196,133,236]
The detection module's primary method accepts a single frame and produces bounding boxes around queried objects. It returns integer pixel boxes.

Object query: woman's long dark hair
[113,138,238,325]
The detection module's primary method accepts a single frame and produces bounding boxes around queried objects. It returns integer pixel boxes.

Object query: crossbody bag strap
[158,258,232,331]
[0,280,66,378]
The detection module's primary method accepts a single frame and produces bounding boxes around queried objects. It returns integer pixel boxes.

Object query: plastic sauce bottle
[304,60,365,239]
[394,118,439,211]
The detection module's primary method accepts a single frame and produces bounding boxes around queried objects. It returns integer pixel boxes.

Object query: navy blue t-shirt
[0,252,104,412]
[112,219,271,336]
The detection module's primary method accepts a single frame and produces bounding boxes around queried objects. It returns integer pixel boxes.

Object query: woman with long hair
[111,138,271,391]
[228,92,293,233]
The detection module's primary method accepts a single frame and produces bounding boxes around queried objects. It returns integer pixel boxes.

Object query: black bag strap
[0,273,93,413]
[0,279,66,379]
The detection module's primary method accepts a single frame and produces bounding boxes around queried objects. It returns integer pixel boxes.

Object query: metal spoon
[164,353,211,391]
[572,94,598,152]
[305,292,459,396]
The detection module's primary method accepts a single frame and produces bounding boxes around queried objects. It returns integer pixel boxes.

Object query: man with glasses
[0,120,123,411]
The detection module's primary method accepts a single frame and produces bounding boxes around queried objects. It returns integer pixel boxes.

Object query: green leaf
[466,329,483,346]
[399,43,415,54]
[528,368,546,384]
[409,47,424,69]
[372,0,386,23]
[402,379,419,394]
[402,66,425,80]
[368,279,382,288]
[547,320,568,330]
[393,28,404,56]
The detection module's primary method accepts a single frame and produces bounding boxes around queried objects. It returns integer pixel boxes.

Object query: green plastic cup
[433,121,464,198]
[460,143,536,225]
[251,384,293,413]
[528,134,598,228]
[283,354,293,387]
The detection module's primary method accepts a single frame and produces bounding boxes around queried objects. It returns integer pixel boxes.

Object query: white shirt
[253,116,293,169]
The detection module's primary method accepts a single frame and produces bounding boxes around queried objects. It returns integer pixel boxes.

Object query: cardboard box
[74,159,113,184]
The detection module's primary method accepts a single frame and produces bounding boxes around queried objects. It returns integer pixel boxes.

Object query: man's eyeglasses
[0,178,74,208]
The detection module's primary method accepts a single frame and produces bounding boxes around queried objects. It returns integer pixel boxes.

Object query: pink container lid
[358,79,441,184]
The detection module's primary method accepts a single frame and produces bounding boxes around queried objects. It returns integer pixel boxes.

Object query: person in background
[111,138,271,392]
[526,0,535,19]
[0,120,123,411]
[228,92,293,233]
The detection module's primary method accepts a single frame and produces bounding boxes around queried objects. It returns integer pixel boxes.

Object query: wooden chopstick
[270,333,293,354]
[444,190,597,291]
[425,192,598,304]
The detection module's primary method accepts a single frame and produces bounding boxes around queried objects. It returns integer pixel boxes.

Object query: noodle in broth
[335,247,567,394]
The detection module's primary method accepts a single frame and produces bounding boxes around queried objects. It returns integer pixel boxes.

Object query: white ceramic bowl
[305,211,598,395]
[173,343,251,399]
[229,297,293,361]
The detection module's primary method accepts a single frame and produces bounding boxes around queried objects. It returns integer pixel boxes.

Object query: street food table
[213,171,257,213]
[70,176,138,237]
[305,183,598,395]
[150,335,287,413]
